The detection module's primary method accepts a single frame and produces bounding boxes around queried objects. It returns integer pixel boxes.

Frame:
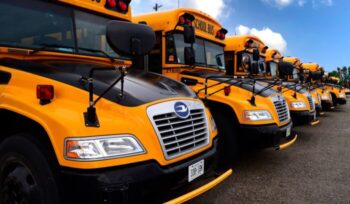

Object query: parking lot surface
[191,103,350,204]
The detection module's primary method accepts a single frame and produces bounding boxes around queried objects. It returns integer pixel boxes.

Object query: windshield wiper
[30,44,115,62]
[78,47,115,62]
[30,43,74,55]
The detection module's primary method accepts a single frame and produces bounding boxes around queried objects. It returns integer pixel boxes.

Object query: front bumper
[337,98,347,105]
[290,110,317,125]
[238,121,295,149]
[315,104,323,116]
[59,139,231,204]
[321,100,333,110]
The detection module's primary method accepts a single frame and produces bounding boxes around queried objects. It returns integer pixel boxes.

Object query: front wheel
[0,134,60,204]
[331,93,338,107]
[210,110,238,170]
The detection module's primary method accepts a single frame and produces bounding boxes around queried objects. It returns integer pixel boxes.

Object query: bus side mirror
[278,61,294,79]
[250,62,259,74]
[183,25,195,44]
[216,55,223,67]
[252,48,260,61]
[106,20,155,56]
[310,71,322,80]
[184,47,195,65]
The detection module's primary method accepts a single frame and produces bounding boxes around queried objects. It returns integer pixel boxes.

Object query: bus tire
[211,110,238,170]
[331,93,337,107]
[0,134,60,204]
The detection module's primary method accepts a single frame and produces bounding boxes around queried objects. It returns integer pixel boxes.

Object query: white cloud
[235,25,288,53]
[131,0,231,19]
[298,0,307,6]
[262,0,333,8]
[313,0,333,7]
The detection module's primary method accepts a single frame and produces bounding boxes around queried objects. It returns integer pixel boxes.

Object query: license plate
[188,159,204,182]
[286,126,291,137]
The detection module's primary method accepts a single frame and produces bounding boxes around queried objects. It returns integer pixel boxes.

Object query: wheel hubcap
[1,163,40,204]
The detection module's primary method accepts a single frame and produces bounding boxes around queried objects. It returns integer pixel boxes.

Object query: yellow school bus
[277,57,320,124]
[225,36,318,126]
[264,49,323,121]
[134,9,297,156]
[301,63,334,111]
[346,88,350,98]
[325,76,347,106]
[0,1,232,203]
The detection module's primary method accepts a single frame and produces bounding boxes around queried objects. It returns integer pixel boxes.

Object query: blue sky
[131,0,348,71]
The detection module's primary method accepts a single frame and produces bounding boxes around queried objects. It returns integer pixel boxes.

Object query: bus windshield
[237,52,266,75]
[0,0,126,59]
[268,61,278,77]
[166,33,225,70]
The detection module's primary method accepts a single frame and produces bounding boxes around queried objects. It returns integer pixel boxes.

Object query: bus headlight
[290,102,306,109]
[321,95,329,100]
[243,110,272,121]
[210,115,217,132]
[65,135,145,161]
[339,93,345,98]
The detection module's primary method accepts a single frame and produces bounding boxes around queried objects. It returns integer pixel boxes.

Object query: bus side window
[225,51,234,75]
[166,33,177,64]
[148,31,163,74]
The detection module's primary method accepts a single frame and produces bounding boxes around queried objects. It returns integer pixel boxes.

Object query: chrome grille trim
[307,95,315,111]
[147,100,210,160]
[271,94,290,123]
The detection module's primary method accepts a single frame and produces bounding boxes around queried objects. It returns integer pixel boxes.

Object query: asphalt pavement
[190,103,350,204]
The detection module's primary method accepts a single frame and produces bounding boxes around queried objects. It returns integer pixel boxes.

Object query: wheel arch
[0,108,59,167]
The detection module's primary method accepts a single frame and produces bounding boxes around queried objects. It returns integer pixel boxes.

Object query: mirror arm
[196,76,240,100]
[84,66,127,127]
[248,79,257,106]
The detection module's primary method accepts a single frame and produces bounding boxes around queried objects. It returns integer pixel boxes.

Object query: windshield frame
[0,0,130,60]
[165,32,226,70]
[236,51,267,75]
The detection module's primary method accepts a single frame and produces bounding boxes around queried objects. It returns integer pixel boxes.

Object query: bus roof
[266,49,283,62]
[283,57,302,69]
[225,35,267,54]
[133,8,225,44]
[302,63,321,72]
[59,0,131,21]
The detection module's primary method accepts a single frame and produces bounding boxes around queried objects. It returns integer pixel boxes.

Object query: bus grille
[307,96,315,111]
[147,101,209,160]
[273,98,290,123]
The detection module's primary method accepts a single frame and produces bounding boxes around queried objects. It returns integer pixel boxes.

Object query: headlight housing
[65,135,146,161]
[321,95,329,100]
[243,110,272,121]
[290,102,306,109]
[210,115,217,132]
[339,93,345,98]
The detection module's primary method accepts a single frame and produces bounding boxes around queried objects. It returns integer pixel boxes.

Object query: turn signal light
[106,0,130,12]
[179,16,186,24]
[277,86,282,92]
[262,46,269,54]
[245,39,254,48]
[37,85,54,105]
[216,28,228,40]
[118,0,128,11]
[37,85,54,100]
[178,13,195,25]
[107,0,117,8]
[224,86,231,96]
